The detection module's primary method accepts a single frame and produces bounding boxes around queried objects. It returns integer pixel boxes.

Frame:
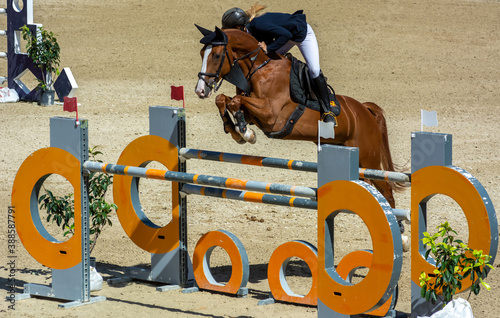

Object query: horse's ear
[214,26,227,43]
[195,24,212,36]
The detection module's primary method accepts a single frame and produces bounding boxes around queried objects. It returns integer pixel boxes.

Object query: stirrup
[321,111,338,127]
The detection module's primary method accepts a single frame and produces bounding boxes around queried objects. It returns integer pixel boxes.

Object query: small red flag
[63,96,78,112]
[63,96,79,125]
[171,85,185,108]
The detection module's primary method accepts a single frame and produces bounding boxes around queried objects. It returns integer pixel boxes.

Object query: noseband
[198,33,268,95]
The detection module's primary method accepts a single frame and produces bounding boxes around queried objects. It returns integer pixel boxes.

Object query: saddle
[265,54,336,139]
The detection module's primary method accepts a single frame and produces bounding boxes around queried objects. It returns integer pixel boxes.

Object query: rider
[221,4,340,124]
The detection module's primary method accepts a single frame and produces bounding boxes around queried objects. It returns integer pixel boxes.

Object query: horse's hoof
[402,234,410,252]
[235,126,256,144]
[247,130,256,144]
[236,138,247,144]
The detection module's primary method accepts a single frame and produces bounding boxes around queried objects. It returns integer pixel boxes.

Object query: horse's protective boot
[312,74,340,124]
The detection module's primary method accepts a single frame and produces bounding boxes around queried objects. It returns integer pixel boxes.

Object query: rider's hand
[259,42,268,54]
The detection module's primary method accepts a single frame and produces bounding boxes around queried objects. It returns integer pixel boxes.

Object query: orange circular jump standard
[268,240,318,305]
[317,180,403,315]
[193,230,249,294]
[11,147,82,270]
[113,135,180,254]
[411,165,498,293]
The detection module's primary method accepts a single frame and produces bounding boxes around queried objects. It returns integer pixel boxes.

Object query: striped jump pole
[179,148,317,172]
[82,161,409,221]
[179,148,410,184]
[182,184,409,220]
[183,184,408,220]
[181,184,317,210]
[83,161,317,199]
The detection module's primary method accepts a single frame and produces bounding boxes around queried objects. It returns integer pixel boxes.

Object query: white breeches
[276,24,322,78]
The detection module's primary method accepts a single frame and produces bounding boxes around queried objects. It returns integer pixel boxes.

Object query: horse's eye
[213,53,221,59]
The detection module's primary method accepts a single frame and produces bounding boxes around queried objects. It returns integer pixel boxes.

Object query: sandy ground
[1,0,500,317]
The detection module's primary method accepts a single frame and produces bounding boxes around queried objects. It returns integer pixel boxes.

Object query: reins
[247,55,271,81]
[229,46,271,95]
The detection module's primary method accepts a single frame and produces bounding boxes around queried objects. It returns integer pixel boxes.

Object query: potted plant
[38,146,116,255]
[419,222,494,316]
[20,25,61,106]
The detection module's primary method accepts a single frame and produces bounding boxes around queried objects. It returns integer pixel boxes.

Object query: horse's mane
[223,28,259,47]
[220,29,262,58]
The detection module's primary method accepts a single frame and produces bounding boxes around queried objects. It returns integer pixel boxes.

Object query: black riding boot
[312,73,341,124]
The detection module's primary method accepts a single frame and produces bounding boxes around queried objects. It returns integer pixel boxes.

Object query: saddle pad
[288,54,321,112]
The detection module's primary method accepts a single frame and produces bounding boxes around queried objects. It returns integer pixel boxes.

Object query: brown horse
[195,27,403,208]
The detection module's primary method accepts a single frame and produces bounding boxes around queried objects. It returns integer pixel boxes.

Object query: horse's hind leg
[356,141,396,208]
[215,94,246,144]
[369,178,409,251]
[361,164,410,249]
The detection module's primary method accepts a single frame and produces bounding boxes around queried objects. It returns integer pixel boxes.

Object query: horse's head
[195,25,259,98]
[195,26,230,98]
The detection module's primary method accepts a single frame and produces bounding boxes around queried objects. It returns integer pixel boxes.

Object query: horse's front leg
[215,94,246,144]
[227,95,275,144]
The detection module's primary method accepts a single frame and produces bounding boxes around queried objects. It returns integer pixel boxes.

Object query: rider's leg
[312,73,338,123]
[297,24,340,123]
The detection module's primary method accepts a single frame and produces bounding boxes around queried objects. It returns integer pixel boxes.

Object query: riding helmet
[222,8,249,29]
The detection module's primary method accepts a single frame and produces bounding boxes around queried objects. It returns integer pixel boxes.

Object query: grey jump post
[410,132,450,316]
[14,118,106,308]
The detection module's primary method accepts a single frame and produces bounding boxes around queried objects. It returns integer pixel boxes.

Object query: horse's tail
[363,102,407,192]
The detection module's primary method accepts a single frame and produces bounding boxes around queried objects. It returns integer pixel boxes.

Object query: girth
[265,104,307,139]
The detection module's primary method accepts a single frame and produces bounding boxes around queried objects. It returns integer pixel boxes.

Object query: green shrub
[20,25,61,90]
[419,221,493,305]
[38,146,116,253]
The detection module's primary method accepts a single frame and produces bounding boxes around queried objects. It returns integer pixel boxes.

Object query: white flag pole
[421,109,423,132]
[318,121,322,152]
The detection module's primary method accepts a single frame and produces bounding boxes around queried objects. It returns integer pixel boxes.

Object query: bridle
[197,33,270,96]
[197,38,229,93]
